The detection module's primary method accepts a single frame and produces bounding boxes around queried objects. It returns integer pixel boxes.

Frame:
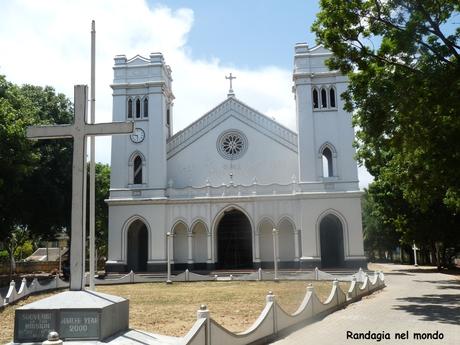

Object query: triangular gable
[167,97,298,158]
[127,55,150,66]
[308,44,332,55]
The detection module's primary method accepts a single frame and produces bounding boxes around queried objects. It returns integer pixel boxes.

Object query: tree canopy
[0,75,73,253]
[313,0,460,264]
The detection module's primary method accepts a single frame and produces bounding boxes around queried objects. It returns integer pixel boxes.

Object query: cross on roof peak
[225,73,236,97]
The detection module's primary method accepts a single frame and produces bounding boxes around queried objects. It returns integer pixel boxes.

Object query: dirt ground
[0,280,349,343]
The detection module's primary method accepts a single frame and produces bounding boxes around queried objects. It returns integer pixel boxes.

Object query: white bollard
[266,290,275,303]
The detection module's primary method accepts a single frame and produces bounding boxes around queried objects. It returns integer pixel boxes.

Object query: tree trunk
[8,249,16,282]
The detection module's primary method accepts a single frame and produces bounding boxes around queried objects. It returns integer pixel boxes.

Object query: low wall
[183,272,385,345]
[0,261,59,275]
[1,268,385,345]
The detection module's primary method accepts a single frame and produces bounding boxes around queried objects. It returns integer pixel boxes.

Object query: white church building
[106,44,366,272]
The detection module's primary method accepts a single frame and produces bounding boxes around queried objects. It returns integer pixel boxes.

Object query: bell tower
[110,53,174,198]
[293,44,359,189]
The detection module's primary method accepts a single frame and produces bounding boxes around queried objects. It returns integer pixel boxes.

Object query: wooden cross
[225,73,236,95]
[27,85,133,290]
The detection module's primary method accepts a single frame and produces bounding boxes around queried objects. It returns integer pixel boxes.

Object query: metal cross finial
[225,73,236,97]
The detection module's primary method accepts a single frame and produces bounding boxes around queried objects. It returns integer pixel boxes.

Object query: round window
[217,130,248,160]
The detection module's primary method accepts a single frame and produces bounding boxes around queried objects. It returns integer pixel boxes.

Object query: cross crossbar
[26,85,133,291]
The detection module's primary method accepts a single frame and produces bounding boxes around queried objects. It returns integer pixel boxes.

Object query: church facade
[106,44,366,272]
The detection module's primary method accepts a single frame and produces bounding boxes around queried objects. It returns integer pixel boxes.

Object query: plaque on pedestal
[14,290,129,343]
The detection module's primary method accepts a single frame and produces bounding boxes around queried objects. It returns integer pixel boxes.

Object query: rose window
[217,130,248,160]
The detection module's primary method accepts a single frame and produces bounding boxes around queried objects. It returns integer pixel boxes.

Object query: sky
[0,0,373,188]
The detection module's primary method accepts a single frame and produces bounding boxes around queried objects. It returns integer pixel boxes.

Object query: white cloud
[0,0,294,164]
[0,0,372,188]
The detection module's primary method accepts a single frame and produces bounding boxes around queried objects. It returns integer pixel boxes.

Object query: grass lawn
[0,280,349,343]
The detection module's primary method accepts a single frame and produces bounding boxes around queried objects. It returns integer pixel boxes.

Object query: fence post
[258,268,262,281]
[20,277,27,295]
[266,291,277,337]
[5,280,16,304]
[315,267,319,280]
[129,270,134,284]
[333,279,339,305]
[197,304,210,345]
[307,284,314,315]
[350,276,357,299]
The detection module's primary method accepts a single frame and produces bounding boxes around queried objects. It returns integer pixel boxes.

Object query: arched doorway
[127,219,148,272]
[217,209,253,269]
[319,214,344,268]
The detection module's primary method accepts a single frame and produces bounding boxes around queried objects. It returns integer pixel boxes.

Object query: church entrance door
[319,214,344,268]
[217,209,253,269]
[127,220,148,272]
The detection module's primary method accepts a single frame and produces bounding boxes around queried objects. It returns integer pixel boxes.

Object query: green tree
[313,1,460,266]
[0,76,37,276]
[362,189,399,261]
[94,163,110,261]
[14,240,34,261]
[20,84,73,241]
[0,76,73,275]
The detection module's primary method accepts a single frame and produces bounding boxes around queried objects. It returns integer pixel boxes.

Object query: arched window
[321,88,328,108]
[322,147,333,177]
[312,89,319,109]
[135,99,141,118]
[127,99,133,119]
[133,155,142,184]
[329,87,336,108]
[143,98,148,118]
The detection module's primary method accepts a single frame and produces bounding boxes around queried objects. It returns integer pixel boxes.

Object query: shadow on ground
[393,267,460,276]
[393,294,460,325]
[413,279,460,290]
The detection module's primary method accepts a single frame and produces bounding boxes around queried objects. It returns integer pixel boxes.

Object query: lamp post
[166,232,172,284]
[272,228,279,281]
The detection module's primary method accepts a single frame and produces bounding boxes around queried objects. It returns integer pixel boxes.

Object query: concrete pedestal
[14,290,129,343]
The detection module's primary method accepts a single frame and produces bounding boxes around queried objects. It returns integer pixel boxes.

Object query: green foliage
[20,85,73,240]
[0,75,73,272]
[0,250,9,263]
[362,189,399,260]
[94,163,111,258]
[313,1,460,265]
[0,76,37,247]
[14,240,34,260]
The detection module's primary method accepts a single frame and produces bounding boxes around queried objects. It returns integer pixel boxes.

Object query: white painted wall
[192,222,208,263]
[107,193,364,267]
[167,115,298,187]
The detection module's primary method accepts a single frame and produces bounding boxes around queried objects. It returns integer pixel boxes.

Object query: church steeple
[110,53,174,198]
[293,43,359,187]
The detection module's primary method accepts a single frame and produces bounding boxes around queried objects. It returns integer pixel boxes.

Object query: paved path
[272,264,460,345]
